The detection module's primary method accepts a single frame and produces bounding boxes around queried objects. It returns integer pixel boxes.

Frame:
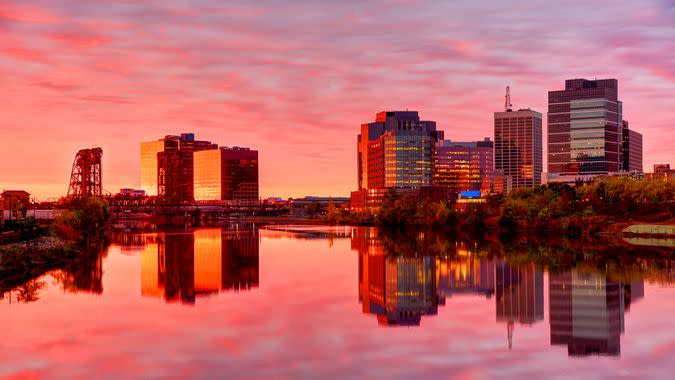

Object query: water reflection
[3,224,675,374]
[350,227,675,358]
[1,247,105,303]
[549,270,644,357]
[139,227,259,304]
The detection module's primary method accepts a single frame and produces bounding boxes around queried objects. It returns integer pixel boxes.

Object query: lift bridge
[67,147,103,199]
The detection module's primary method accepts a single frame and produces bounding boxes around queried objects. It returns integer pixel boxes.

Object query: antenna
[505,86,513,111]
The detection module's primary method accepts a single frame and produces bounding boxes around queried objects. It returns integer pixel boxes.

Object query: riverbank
[0,236,78,293]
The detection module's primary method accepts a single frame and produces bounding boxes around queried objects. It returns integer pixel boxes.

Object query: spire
[507,321,514,350]
[505,86,513,112]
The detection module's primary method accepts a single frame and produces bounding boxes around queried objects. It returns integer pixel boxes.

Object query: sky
[0,0,673,201]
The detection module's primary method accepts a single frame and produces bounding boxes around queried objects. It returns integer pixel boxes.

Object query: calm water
[2,224,675,379]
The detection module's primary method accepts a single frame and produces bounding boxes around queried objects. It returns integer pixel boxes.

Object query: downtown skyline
[1,0,674,201]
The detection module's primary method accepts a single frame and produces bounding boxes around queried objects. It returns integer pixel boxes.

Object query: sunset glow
[0,0,673,200]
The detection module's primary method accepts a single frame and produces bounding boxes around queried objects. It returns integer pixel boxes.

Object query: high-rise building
[140,133,217,199]
[622,120,643,172]
[434,138,494,195]
[140,138,178,196]
[194,147,259,204]
[352,111,443,209]
[548,79,623,175]
[494,108,543,189]
[357,111,443,190]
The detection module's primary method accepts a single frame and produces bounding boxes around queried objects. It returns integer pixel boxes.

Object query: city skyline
[1,1,674,200]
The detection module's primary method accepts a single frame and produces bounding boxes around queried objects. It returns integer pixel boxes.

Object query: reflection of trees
[2,279,47,303]
[491,237,675,285]
[52,245,106,294]
[1,243,108,302]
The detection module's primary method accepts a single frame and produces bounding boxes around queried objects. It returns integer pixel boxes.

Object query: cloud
[0,0,673,199]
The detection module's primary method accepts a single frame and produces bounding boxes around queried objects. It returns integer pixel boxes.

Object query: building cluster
[351,78,660,211]
[140,133,259,204]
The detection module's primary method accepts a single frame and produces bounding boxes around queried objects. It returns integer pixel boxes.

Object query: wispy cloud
[0,0,673,199]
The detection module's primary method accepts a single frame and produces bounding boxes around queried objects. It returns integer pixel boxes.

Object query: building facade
[140,133,217,200]
[646,164,674,180]
[434,138,494,195]
[1,190,30,221]
[548,79,623,176]
[494,109,543,189]
[194,147,259,204]
[352,111,443,210]
[622,120,643,172]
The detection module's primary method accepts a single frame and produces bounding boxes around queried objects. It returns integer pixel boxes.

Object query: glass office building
[434,138,494,195]
[194,147,259,204]
[548,79,622,175]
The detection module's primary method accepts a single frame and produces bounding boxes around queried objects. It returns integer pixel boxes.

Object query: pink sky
[0,0,673,200]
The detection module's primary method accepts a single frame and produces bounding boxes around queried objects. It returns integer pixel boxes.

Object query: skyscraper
[494,108,543,189]
[548,79,622,175]
[352,111,443,209]
[193,147,259,204]
[622,120,643,172]
[434,138,494,195]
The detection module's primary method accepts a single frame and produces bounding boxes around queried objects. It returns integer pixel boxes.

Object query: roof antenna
[505,86,513,112]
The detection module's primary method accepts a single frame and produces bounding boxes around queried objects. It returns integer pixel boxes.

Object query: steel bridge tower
[67,147,103,198]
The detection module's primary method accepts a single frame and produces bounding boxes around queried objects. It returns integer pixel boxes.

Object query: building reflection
[353,230,545,334]
[549,269,643,357]
[496,261,544,349]
[354,229,438,326]
[141,227,259,305]
[436,247,495,302]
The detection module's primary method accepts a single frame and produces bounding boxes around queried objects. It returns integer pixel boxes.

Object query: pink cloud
[0,0,673,199]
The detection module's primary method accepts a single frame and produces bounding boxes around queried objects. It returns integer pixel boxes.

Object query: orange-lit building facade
[140,133,217,199]
[434,138,494,196]
[494,108,543,189]
[352,111,443,210]
[194,147,259,204]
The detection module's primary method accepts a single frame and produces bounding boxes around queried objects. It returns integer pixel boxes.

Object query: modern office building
[494,108,543,189]
[140,133,217,198]
[352,111,443,209]
[194,147,259,204]
[622,120,643,172]
[548,79,623,176]
[140,136,180,196]
[434,138,494,195]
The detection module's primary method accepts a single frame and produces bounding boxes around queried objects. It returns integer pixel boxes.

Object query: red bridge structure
[67,147,103,198]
